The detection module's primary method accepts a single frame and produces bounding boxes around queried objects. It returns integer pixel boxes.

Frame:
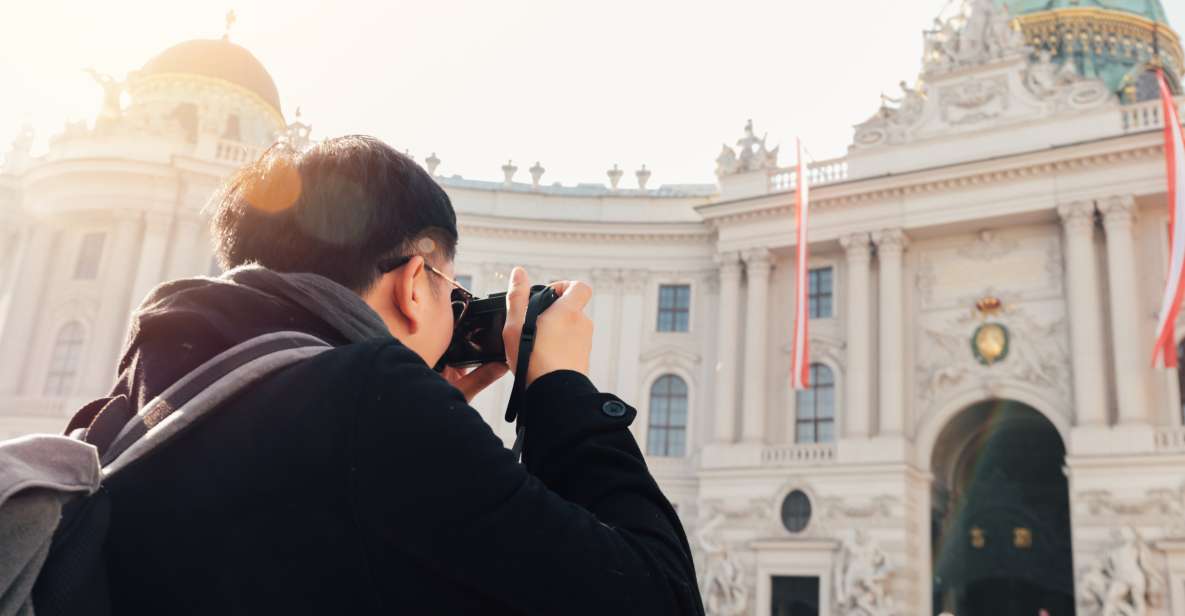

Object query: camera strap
[504,288,554,462]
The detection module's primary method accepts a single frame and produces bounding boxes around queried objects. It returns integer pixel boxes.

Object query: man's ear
[392,255,426,334]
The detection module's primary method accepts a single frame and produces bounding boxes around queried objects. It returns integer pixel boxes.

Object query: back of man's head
[210,135,457,293]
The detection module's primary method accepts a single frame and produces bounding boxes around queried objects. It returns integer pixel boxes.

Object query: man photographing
[96,135,704,614]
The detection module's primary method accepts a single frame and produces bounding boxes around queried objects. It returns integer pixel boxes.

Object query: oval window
[780,490,812,533]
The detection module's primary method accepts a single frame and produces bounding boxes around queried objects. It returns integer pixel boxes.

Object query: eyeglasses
[377,255,476,325]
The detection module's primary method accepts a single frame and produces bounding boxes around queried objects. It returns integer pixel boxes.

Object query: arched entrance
[930,400,1075,616]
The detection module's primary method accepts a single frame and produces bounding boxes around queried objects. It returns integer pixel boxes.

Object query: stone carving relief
[852,0,1108,150]
[833,530,899,616]
[716,120,779,177]
[915,303,1069,408]
[1078,527,1165,616]
[696,501,764,616]
[819,495,898,522]
[1078,485,1185,535]
[939,75,1009,126]
[1023,49,1111,111]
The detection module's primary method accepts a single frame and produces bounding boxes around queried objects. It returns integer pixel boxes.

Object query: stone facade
[3,2,1185,614]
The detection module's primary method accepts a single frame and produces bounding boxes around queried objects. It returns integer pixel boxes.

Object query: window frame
[806,265,834,320]
[655,283,693,333]
[795,363,836,444]
[44,321,86,397]
[73,231,107,280]
[646,373,690,458]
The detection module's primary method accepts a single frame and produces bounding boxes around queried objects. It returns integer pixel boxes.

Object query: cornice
[699,133,1168,226]
[457,216,713,243]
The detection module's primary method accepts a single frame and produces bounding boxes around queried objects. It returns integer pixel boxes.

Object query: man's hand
[503,266,593,388]
[441,362,509,402]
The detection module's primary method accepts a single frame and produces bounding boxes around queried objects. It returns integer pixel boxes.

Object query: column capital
[741,247,772,266]
[1099,195,1137,227]
[715,250,743,273]
[1056,200,1096,226]
[590,268,621,288]
[840,232,872,259]
[872,228,909,254]
[620,269,649,293]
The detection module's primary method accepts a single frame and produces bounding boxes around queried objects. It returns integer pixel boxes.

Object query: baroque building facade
[3,1,1185,614]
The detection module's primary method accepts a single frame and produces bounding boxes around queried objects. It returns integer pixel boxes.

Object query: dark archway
[930,400,1075,616]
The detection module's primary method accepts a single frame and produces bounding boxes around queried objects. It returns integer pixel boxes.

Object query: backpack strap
[99,331,332,476]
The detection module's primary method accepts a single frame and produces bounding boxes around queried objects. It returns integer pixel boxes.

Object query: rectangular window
[807,267,833,319]
[657,284,691,332]
[73,232,106,280]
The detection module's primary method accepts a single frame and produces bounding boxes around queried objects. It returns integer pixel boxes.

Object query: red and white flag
[1153,69,1185,368]
[791,139,811,389]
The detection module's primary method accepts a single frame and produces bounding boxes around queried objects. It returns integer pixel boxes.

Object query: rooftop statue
[84,67,125,130]
[716,120,779,177]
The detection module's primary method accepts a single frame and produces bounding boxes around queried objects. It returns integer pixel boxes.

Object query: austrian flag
[1154,69,1185,368]
[791,139,811,389]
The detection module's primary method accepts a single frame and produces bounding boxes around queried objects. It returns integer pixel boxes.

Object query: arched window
[45,322,85,396]
[795,363,835,443]
[647,375,688,457]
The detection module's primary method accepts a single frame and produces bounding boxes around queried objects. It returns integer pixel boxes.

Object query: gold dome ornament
[972,322,1009,366]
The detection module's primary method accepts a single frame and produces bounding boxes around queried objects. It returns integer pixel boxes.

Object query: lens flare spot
[245,159,302,214]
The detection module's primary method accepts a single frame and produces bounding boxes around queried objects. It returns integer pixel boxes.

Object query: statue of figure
[1078,527,1164,616]
[984,1,1026,59]
[720,119,778,174]
[696,510,749,616]
[834,530,897,616]
[1025,49,1081,99]
[715,144,738,177]
[84,67,124,123]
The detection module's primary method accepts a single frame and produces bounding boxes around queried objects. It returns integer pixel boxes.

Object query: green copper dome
[996,0,1182,100]
[998,0,1168,23]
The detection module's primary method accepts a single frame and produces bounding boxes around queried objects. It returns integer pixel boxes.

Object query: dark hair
[210,135,457,292]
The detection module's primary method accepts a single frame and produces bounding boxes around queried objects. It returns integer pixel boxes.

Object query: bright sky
[3,0,1184,187]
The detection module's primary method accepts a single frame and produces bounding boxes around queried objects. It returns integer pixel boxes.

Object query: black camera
[434,284,557,370]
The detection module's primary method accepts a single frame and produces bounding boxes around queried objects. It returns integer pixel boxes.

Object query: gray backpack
[0,331,331,616]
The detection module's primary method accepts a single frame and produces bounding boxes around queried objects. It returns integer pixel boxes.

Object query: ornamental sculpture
[1078,527,1164,616]
[922,0,1027,75]
[834,530,898,616]
[715,119,778,177]
[696,510,749,616]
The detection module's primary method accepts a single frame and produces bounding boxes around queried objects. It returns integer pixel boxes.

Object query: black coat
[100,276,704,615]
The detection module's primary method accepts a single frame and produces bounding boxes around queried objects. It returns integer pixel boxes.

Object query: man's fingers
[552,280,592,312]
[505,266,529,325]
[455,362,509,402]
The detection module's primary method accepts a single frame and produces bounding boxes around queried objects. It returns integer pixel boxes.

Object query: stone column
[165,211,205,281]
[873,229,908,436]
[0,224,56,394]
[841,232,872,439]
[128,211,174,311]
[741,248,772,443]
[713,252,743,443]
[614,271,647,406]
[589,268,621,391]
[1100,195,1149,424]
[81,211,143,395]
[1057,201,1109,427]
